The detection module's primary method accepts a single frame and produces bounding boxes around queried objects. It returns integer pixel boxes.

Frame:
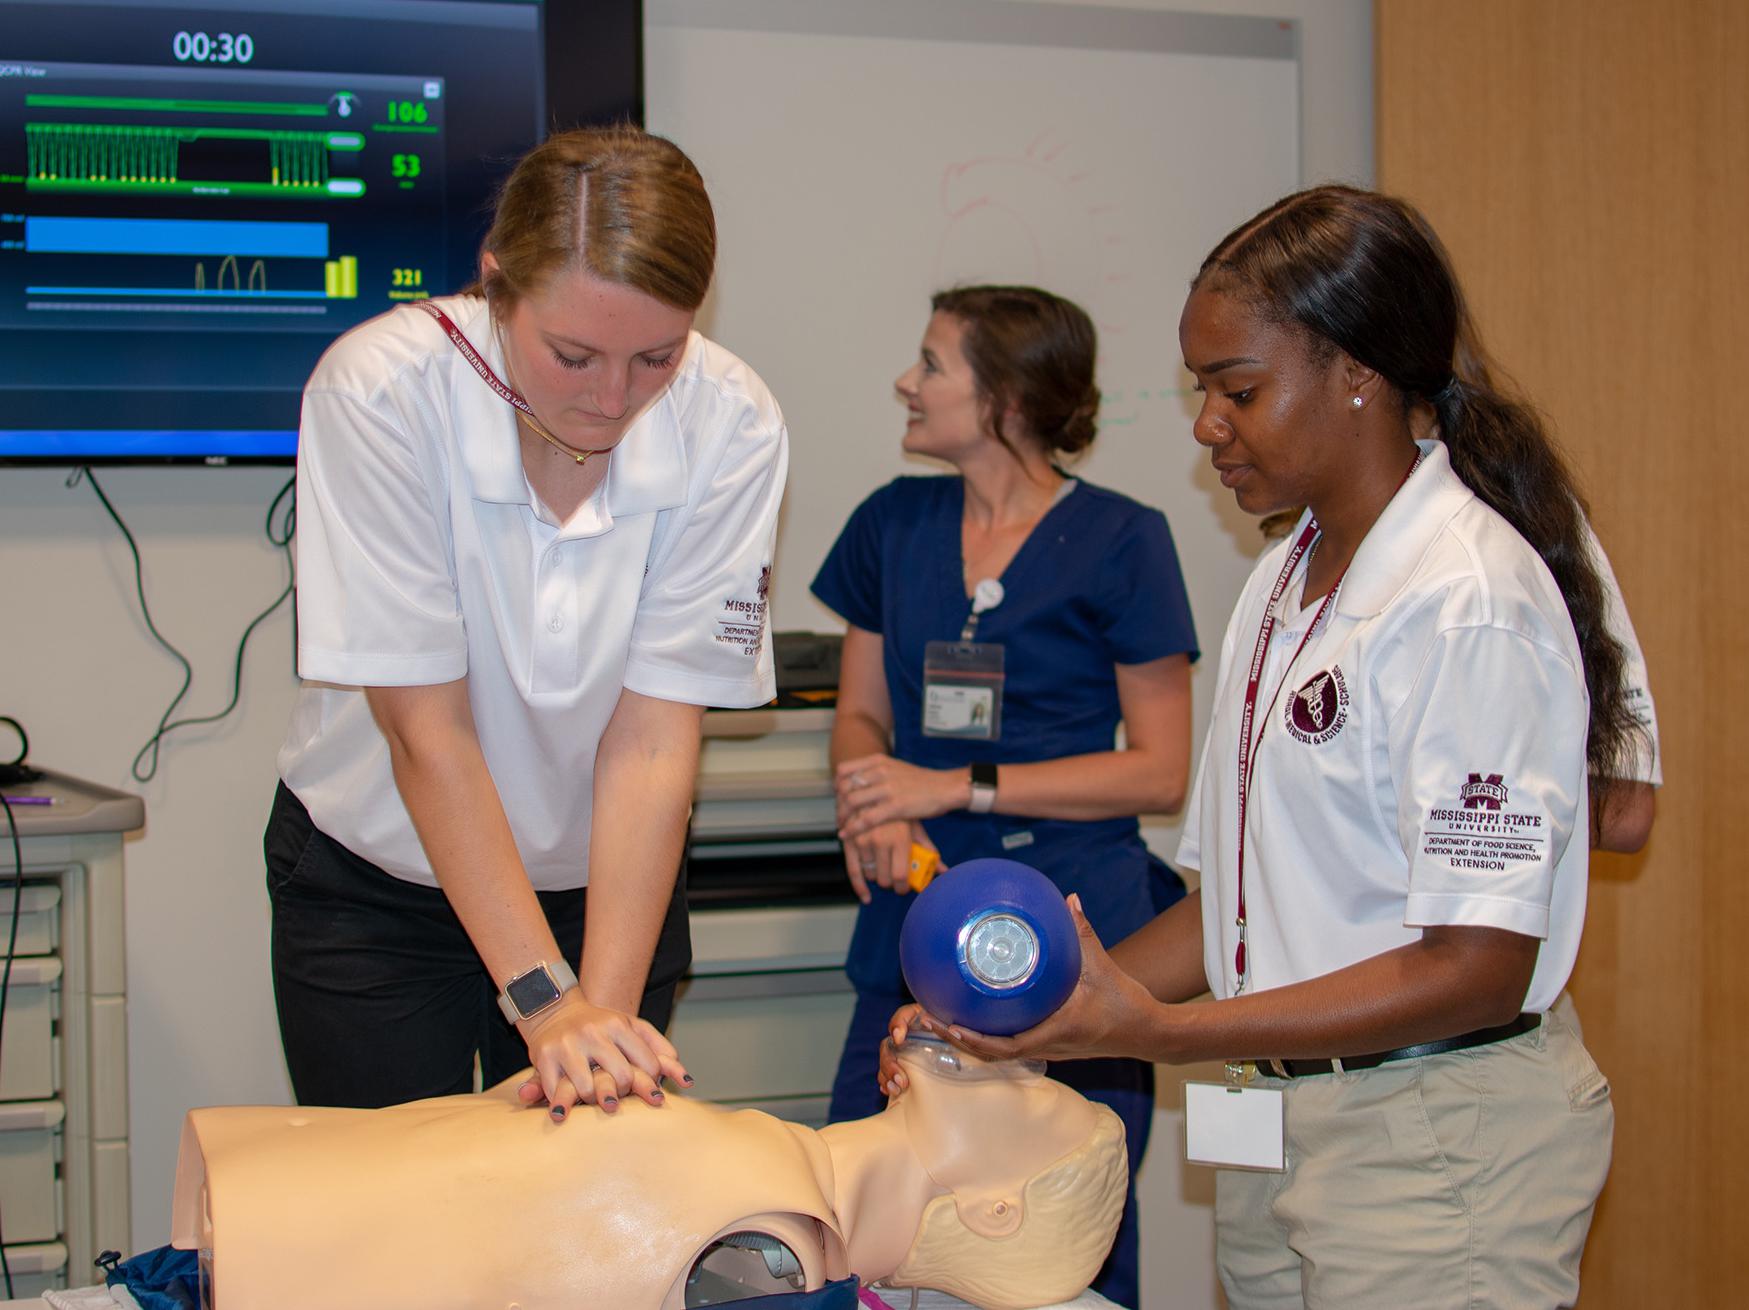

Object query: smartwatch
[967,761,999,814]
[497,958,579,1023]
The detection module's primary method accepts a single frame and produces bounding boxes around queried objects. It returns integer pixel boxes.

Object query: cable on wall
[67,468,296,783]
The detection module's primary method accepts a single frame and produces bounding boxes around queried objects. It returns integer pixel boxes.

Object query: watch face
[506,967,561,1017]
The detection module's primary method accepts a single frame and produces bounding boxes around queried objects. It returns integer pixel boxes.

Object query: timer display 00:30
[172,31,255,64]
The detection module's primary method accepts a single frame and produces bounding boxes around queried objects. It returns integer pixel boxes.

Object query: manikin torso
[171,1041,1125,1310]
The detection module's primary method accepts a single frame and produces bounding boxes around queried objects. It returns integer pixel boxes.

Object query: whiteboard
[646,0,1299,786]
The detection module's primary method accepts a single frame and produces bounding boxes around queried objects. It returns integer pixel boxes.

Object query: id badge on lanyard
[922,578,1006,740]
[1184,1064,1286,1171]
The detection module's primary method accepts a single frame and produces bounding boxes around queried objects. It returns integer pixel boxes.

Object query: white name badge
[923,683,994,734]
[921,639,1004,740]
[1184,1080,1286,1172]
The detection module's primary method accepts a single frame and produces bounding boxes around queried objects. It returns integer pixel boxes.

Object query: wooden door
[1377,2,1747,1302]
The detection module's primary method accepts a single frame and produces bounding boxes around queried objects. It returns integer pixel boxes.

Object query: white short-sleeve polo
[1177,441,1590,1013]
[278,295,787,889]
[1588,528,1662,785]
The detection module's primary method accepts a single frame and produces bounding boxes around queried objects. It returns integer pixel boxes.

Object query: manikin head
[850,1039,1127,1307]
[171,1040,1125,1309]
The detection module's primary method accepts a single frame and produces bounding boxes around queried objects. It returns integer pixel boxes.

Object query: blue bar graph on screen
[0,430,296,458]
[25,216,330,258]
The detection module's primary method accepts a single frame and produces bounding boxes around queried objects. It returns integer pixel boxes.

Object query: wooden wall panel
[1377,1,1747,1303]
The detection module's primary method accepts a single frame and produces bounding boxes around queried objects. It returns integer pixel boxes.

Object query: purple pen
[0,795,56,806]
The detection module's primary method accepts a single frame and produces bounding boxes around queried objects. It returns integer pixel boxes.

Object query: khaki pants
[1215,1008,1613,1309]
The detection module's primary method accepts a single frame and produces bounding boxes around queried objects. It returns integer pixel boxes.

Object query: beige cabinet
[2,775,139,1298]
[676,709,856,1126]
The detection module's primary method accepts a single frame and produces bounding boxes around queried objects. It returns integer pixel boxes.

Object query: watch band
[497,958,579,1024]
[967,761,999,814]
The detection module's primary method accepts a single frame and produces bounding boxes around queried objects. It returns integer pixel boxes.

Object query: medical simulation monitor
[0,0,642,464]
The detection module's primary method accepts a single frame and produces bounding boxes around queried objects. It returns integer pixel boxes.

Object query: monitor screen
[0,0,641,464]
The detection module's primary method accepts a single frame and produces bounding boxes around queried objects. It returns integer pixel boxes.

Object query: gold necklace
[498,329,614,466]
[516,408,613,466]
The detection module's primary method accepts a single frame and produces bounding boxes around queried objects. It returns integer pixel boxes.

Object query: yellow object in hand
[907,844,942,892]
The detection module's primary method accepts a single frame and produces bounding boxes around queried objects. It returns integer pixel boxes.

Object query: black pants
[265,782,692,1108]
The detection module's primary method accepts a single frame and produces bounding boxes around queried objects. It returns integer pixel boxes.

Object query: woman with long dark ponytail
[886,187,1623,1306]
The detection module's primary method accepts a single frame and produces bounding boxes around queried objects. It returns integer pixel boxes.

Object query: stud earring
[1351,396,1364,408]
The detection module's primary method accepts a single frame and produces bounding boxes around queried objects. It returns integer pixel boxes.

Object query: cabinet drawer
[667,978,854,1104]
[0,1101,64,1244]
[0,886,60,958]
[0,1238,67,1296]
[0,956,62,1102]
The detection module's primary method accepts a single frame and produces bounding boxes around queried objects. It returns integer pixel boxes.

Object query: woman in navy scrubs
[811,285,1198,1308]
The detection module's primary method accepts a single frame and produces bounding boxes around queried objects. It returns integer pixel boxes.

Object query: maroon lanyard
[1230,454,1421,992]
[1233,521,1343,991]
[412,300,539,420]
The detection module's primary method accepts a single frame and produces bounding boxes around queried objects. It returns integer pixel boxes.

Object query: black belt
[1262,1013,1541,1080]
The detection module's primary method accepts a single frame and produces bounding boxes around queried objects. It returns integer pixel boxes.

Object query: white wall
[0,466,302,1248]
[0,0,1369,1278]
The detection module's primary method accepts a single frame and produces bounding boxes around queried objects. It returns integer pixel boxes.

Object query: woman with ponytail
[270,128,787,1120]
[814,285,1199,1307]
[891,192,1625,1306]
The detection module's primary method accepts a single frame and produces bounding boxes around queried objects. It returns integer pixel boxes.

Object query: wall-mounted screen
[0,0,641,464]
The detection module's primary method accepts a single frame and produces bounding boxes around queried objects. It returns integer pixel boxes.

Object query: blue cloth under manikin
[106,1245,200,1310]
[812,475,1200,1309]
[104,1245,857,1310]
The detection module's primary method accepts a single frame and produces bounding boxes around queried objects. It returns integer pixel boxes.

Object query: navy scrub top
[812,476,1200,994]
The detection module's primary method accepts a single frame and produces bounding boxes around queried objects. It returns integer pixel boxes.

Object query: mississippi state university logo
[1285,666,1349,744]
[1460,773,1508,810]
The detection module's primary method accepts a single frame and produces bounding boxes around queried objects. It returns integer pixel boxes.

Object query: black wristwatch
[968,761,999,814]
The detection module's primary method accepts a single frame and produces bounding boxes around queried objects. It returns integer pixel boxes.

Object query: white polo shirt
[1178,441,1589,1013]
[1588,529,1662,785]
[278,295,787,890]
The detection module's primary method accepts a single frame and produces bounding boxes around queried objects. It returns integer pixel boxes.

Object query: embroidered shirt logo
[1423,772,1547,872]
[1285,666,1349,744]
[1460,773,1509,810]
[713,566,771,657]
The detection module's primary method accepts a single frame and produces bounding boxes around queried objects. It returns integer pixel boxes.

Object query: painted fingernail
[650,1089,665,1102]
[681,1074,695,1087]
[550,1105,567,1122]
[603,1096,619,1110]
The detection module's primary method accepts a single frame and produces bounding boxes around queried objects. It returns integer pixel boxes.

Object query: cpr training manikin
[170,1038,1126,1308]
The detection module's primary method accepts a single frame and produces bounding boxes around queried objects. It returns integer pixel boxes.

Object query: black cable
[0,791,25,1298]
[0,716,32,779]
[69,468,297,783]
